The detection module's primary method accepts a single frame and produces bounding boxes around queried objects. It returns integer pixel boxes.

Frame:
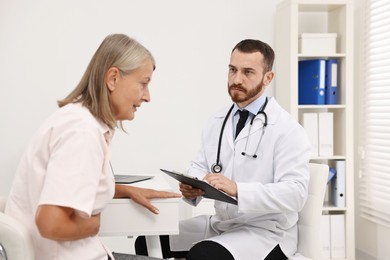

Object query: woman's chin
[115,112,135,121]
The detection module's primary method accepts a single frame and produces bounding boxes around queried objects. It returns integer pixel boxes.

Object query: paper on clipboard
[160,169,238,205]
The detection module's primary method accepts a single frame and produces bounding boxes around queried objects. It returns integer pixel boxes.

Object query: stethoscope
[211,97,268,173]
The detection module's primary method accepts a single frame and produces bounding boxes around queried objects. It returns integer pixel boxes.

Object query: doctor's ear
[105,67,120,91]
[263,71,275,86]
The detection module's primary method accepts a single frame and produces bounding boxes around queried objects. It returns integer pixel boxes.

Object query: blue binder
[298,59,326,105]
[327,167,336,184]
[325,59,338,104]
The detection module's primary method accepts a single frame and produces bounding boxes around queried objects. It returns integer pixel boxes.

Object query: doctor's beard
[228,81,264,103]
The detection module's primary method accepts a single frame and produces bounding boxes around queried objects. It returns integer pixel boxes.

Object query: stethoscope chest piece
[211,163,222,173]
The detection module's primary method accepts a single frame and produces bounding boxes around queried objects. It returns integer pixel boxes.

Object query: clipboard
[160,169,237,205]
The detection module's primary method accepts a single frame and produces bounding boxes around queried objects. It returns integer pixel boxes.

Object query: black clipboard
[160,169,237,205]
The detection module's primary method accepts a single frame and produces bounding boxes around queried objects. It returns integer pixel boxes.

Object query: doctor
[136,39,312,259]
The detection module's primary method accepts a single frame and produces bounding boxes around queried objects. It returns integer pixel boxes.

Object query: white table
[99,174,180,258]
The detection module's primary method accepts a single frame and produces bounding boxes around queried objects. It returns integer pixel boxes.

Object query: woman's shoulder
[44,103,106,134]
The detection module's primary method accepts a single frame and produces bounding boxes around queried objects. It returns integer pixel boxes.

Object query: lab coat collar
[235,97,279,142]
[214,96,279,144]
[214,96,278,124]
[232,95,267,118]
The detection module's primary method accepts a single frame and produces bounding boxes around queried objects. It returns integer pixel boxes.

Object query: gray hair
[58,34,155,129]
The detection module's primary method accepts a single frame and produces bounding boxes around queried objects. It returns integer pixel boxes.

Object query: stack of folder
[301,112,334,157]
[321,214,346,259]
[298,59,338,105]
[321,160,346,258]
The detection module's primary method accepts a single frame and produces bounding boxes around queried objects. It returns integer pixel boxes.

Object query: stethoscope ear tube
[211,98,268,173]
[212,104,234,173]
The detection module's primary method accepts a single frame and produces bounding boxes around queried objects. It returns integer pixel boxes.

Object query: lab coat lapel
[234,97,277,142]
[214,105,235,150]
[235,123,251,142]
[224,109,235,149]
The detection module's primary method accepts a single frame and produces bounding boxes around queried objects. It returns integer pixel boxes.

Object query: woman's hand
[115,184,181,214]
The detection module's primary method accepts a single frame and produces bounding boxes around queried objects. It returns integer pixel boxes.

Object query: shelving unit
[275,0,354,259]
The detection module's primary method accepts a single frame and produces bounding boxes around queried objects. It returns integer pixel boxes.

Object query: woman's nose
[143,87,151,103]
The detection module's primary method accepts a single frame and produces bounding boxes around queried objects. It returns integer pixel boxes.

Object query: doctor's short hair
[57,34,156,129]
[232,39,274,72]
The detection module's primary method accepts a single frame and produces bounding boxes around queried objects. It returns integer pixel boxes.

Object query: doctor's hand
[204,173,238,197]
[179,183,205,200]
[114,184,181,215]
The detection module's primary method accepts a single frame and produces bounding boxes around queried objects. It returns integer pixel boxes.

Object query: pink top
[6,102,115,260]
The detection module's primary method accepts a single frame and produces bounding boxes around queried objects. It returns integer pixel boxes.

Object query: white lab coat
[170,97,312,259]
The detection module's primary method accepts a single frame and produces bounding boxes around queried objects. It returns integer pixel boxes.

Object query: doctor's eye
[244,69,254,75]
[229,67,237,73]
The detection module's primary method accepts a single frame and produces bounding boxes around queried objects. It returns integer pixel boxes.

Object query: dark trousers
[135,235,287,260]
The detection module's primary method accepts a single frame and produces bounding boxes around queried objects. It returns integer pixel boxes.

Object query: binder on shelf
[330,214,346,258]
[325,59,338,104]
[302,113,319,157]
[298,59,326,105]
[330,160,346,207]
[320,214,331,259]
[327,167,336,184]
[318,112,334,156]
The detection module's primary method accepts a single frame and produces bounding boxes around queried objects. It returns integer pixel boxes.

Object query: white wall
[0,0,282,195]
[0,0,284,253]
[3,0,390,258]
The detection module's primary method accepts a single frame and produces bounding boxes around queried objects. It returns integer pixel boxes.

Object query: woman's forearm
[35,205,100,241]
[114,184,134,198]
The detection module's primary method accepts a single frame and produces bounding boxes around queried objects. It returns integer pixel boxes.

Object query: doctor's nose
[231,72,244,85]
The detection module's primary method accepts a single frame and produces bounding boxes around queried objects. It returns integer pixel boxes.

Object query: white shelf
[311,156,347,160]
[298,53,346,58]
[323,201,347,212]
[275,0,354,259]
[298,104,346,109]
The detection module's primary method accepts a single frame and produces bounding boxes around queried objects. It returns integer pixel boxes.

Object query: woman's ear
[263,71,275,86]
[105,67,120,91]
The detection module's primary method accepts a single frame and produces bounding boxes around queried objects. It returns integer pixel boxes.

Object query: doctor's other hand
[114,185,181,215]
[179,183,205,200]
[204,173,238,197]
